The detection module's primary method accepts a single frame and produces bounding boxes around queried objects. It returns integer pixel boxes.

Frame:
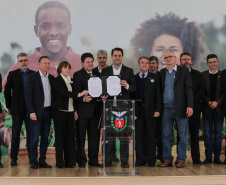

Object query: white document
[88,77,102,97]
[107,76,121,96]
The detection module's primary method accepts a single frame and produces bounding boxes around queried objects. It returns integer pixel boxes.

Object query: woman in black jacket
[53,61,88,168]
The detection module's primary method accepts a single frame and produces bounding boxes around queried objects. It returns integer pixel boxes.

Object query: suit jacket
[190,68,205,111]
[73,67,101,119]
[4,69,35,115]
[221,69,226,112]
[202,70,224,114]
[101,64,137,99]
[52,74,78,111]
[159,65,193,118]
[92,66,101,76]
[133,71,162,119]
[25,71,54,120]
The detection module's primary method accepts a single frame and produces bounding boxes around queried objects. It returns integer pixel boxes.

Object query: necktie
[142,73,145,79]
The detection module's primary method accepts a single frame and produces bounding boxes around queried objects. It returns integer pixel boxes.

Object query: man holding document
[73,53,102,168]
[101,47,137,168]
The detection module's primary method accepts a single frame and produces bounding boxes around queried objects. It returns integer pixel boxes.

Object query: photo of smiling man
[3,1,82,87]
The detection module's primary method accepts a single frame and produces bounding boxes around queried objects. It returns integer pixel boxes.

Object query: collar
[112,64,122,70]
[209,69,218,74]
[20,68,29,74]
[60,73,71,83]
[167,64,177,73]
[139,71,148,78]
[39,70,49,77]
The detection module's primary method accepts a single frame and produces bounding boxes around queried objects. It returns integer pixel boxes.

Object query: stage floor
[0,143,226,185]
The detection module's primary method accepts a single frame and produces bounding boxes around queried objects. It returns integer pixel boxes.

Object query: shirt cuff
[30,113,35,115]
[125,84,129,90]
[83,96,86,102]
[78,93,81,97]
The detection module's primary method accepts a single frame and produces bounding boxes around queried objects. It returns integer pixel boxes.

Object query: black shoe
[0,162,3,168]
[105,161,112,167]
[79,164,85,168]
[214,158,222,164]
[135,163,145,167]
[11,159,17,166]
[203,158,212,164]
[89,163,103,168]
[156,155,164,163]
[193,160,203,165]
[39,162,52,168]
[31,162,39,169]
[121,161,129,168]
[112,156,120,162]
[148,163,155,167]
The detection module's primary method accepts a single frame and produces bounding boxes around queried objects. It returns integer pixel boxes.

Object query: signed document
[88,77,102,97]
[107,76,121,96]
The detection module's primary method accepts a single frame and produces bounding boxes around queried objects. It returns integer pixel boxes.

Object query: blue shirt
[20,69,29,93]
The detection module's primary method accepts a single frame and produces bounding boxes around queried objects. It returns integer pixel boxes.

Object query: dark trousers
[11,114,30,161]
[29,109,51,164]
[53,109,76,167]
[135,106,157,164]
[76,116,99,165]
[156,116,163,157]
[203,109,224,159]
[188,110,201,161]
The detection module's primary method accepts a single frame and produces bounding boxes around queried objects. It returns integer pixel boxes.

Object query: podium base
[97,171,142,176]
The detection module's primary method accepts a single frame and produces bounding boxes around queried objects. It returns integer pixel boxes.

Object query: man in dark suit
[25,56,54,169]
[159,49,193,168]
[4,52,35,166]
[149,56,164,163]
[73,53,102,168]
[133,56,161,167]
[101,47,137,168]
[180,52,204,165]
[202,54,224,165]
[221,68,226,165]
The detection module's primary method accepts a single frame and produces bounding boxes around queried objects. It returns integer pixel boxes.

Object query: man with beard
[4,53,35,166]
[180,52,204,164]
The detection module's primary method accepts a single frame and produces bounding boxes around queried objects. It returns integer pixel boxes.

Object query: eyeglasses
[181,58,191,61]
[98,57,106,60]
[18,59,28,63]
[164,56,174,60]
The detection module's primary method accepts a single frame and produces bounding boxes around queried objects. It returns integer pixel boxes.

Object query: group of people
[1,46,226,170]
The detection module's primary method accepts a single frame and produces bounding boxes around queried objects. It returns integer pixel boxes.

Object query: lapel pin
[151,79,154,82]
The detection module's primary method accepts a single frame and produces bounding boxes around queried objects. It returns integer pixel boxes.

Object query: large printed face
[34,7,72,56]
[150,34,182,70]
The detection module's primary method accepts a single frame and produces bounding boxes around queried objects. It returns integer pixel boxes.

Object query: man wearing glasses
[4,53,35,166]
[159,49,193,168]
[180,52,204,165]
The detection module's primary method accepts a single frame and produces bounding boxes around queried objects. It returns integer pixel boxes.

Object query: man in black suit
[25,56,54,169]
[159,49,193,168]
[73,53,102,168]
[133,56,161,167]
[202,54,224,165]
[149,56,164,163]
[4,53,35,166]
[101,47,137,168]
[180,52,204,164]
